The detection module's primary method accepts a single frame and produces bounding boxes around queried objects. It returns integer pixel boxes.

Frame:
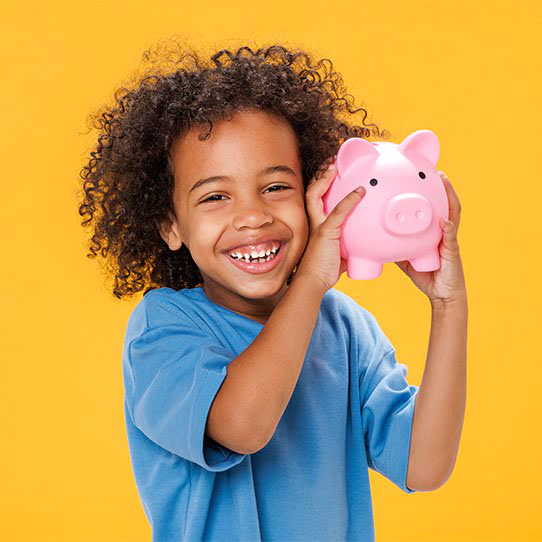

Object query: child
[78,41,468,542]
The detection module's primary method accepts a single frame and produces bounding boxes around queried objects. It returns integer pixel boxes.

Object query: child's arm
[406,298,468,491]
[206,275,325,455]
[207,163,361,455]
[398,171,468,491]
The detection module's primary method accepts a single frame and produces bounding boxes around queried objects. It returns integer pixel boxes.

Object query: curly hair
[77,38,392,299]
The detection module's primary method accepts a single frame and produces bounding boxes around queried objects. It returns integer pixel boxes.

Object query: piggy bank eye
[419,171,426,179]
[369,178,378,187]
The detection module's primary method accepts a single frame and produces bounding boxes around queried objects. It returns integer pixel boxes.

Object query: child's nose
[231,199,274,228]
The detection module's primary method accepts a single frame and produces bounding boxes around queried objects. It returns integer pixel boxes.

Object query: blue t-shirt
[122,286,419,541]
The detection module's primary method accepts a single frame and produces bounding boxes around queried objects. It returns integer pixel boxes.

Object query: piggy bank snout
[383,193,433,235]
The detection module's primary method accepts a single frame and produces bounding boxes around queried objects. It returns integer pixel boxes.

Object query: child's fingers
[305,164,338,228]
[440,217,459,247]
[321,185,365,233]
[438,171,462,229]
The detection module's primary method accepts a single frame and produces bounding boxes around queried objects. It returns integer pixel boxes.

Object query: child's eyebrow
[188,165,296,195]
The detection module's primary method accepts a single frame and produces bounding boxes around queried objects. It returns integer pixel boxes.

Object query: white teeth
[230,244,280,262]
[230,243,280,260]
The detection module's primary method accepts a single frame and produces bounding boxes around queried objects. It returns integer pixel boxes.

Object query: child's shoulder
[127,287,195,333]
[140,286,182,305]
[324,288,388,345]
[324,287,373,321]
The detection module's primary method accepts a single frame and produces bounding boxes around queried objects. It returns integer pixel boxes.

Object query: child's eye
[201,185,290,203]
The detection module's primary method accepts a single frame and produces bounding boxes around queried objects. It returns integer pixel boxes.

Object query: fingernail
[354,185,365,194]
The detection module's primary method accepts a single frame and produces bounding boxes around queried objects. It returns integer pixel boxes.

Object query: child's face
[161,108,310,323]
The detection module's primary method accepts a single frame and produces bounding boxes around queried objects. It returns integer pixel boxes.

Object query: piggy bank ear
[336,137,379,177]
[398,130,440,166]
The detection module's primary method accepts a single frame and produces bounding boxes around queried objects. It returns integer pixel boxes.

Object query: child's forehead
[174,108,295,150]
[170,111,301,186]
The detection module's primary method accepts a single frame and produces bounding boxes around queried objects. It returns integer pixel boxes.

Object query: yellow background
[1,0,540,540]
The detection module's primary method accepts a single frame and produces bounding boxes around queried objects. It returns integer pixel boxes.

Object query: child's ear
[159,212,184,251]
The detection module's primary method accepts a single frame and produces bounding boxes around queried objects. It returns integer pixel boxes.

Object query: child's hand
[295,162,366,294]
[395,171,467,307]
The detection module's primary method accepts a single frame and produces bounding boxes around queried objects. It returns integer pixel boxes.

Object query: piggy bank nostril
[395,213,406,223]
[416,210,425,220]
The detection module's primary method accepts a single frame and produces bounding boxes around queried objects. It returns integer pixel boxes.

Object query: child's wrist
[430,293,468,312]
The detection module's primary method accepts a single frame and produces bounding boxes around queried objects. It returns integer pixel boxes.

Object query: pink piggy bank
[322,130,449,280]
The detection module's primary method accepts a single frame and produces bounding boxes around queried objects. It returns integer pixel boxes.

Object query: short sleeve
[123,292,247,472]
[357,311,419,494]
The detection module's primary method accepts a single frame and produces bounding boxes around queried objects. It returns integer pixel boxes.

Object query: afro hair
[77,39,392,299]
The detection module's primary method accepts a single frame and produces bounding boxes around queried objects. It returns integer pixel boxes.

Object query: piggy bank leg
[409,249,440,272]
[347,257,383,280]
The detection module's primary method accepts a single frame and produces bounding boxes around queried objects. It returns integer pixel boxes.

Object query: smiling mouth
[225,242,287,274]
